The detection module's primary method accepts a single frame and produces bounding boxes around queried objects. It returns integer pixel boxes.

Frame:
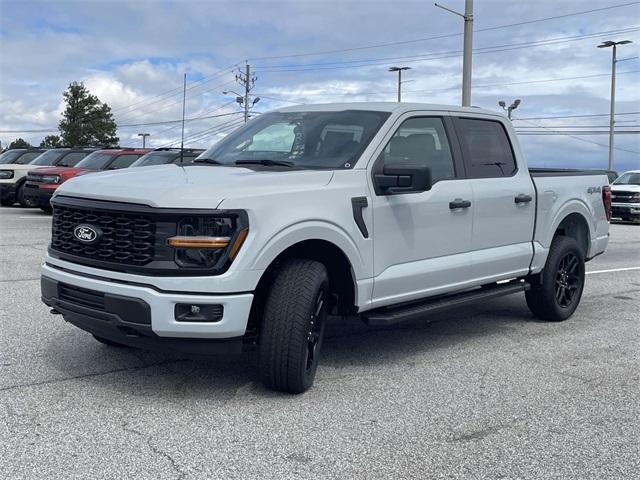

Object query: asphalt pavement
[1,205,639,480]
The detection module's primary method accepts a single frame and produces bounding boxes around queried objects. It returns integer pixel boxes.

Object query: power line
[0,111,244,133]
[513,111,640,120]
[517,119,640,154]
[255,26,640,70]
[110,64,238,115]
[248,2,640,61]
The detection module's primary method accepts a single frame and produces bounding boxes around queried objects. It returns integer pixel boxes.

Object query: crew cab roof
[274,102,505,118]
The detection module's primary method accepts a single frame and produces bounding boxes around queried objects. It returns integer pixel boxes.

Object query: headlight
[168,213,249,269]
[0,170,14,179]
[40,175,61,184]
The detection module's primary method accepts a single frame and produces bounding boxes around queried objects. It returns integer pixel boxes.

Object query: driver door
[369,115,474,308]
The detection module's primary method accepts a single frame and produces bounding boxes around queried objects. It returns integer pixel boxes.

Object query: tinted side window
[16,152,43,164]
[456,118,517,178]
[108,155,141,169]
[57,152,89,167]
[378,117,455,183]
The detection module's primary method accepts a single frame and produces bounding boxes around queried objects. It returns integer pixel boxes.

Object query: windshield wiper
[194,158,224,165]
[235,159,295,168]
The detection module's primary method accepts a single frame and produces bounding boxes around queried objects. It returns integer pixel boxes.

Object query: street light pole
[598,39,632,170]
[137,133,150,148]
[435,0,473,106]
[388,66,411,102]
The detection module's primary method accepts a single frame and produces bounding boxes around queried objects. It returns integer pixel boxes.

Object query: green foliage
[8,138,31,149]
[40,135,62,148]
[58,82,119,147]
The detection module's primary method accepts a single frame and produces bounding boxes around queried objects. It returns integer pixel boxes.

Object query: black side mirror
[375,164,432,195]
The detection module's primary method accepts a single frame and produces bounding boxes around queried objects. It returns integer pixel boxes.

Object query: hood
[611,183,640,193]
[54,164,334,208]
[30,166,90,176]
[0,164,50,172]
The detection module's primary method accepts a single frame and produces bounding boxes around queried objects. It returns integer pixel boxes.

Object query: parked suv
[25,148,150,212]
[130,148,205,167]
[0,148,46,206]
[40,103,610,393]
[0,147,96,207]
[610,170,640,222]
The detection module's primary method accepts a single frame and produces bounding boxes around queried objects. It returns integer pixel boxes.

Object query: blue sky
[1,0,639,172]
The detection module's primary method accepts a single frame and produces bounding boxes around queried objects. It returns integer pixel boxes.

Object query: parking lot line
[586,266,640,275]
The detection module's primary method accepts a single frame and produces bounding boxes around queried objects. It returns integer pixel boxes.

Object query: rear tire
[526,235,585,321]
[259,258,329,394]
[92,334,128,347]
[16,183,35,208]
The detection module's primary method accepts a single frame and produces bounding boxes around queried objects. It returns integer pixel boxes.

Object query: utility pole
[388,66,411,102]
[498,99,521,119]
[598,40,632,170]
[224,63,260,123]
[137,133,150,148]
[435,0,474,106]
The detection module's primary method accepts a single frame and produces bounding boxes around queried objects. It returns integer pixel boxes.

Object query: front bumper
[41,263,254,354]
[24,184,55,208]
[0,183,17,201]
[611,202,640,217]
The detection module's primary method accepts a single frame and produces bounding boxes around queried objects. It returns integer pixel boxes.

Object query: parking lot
[1,205,638,480]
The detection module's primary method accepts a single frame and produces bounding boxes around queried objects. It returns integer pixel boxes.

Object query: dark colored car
[24,148,151,212]
[130,148,205,167]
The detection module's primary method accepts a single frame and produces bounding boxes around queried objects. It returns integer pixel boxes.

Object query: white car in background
[610,170,640,222]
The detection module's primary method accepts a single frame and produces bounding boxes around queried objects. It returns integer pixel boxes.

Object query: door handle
[449,198,471,209]
[514,194,533,204]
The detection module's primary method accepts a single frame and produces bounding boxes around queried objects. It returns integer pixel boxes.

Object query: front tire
[526,235,585,321]
[16,183,35,208]
[259,258,329,394]
[40,205,53,214]
[0,197,13,207]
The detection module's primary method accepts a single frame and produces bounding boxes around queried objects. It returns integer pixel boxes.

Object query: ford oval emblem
[73,224,102,244]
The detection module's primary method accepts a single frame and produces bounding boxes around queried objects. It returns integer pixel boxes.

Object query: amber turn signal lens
[228,228,249,259]
[168,236,230,249]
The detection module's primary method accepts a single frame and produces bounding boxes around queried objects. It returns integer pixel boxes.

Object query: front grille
[52,204,156,265]
[59,283,105,310]
[611,191,638,204]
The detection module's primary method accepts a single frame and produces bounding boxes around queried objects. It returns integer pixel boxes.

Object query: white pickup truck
[40,103,611,393]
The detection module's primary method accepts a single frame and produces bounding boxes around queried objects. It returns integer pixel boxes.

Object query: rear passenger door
[452,117,535,281]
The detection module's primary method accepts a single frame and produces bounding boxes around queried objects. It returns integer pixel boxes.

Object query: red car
[24,148,150,212]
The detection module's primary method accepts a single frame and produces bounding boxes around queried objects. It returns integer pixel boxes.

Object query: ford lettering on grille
[73,225,101,244]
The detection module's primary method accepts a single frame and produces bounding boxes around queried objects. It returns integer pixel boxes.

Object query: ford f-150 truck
[610,170,640,222]
[40,103,611,393]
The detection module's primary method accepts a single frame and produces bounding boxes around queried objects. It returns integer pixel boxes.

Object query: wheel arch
[552,211,591,259]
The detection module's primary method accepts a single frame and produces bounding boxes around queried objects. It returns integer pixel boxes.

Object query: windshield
[75,152,114,170]
[613,172,640,186]
[197,110,391,169]
[131,151,175,167]
[0,150,24,164]
[30,149,68,166]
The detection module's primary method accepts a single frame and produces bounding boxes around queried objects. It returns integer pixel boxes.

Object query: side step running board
[362,280,530,326]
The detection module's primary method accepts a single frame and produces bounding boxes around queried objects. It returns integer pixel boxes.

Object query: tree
[40,135,62,148]
[8,138,31,149]
[58,82,119,147]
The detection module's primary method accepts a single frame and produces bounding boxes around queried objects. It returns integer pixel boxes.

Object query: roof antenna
[180,72,187,164]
